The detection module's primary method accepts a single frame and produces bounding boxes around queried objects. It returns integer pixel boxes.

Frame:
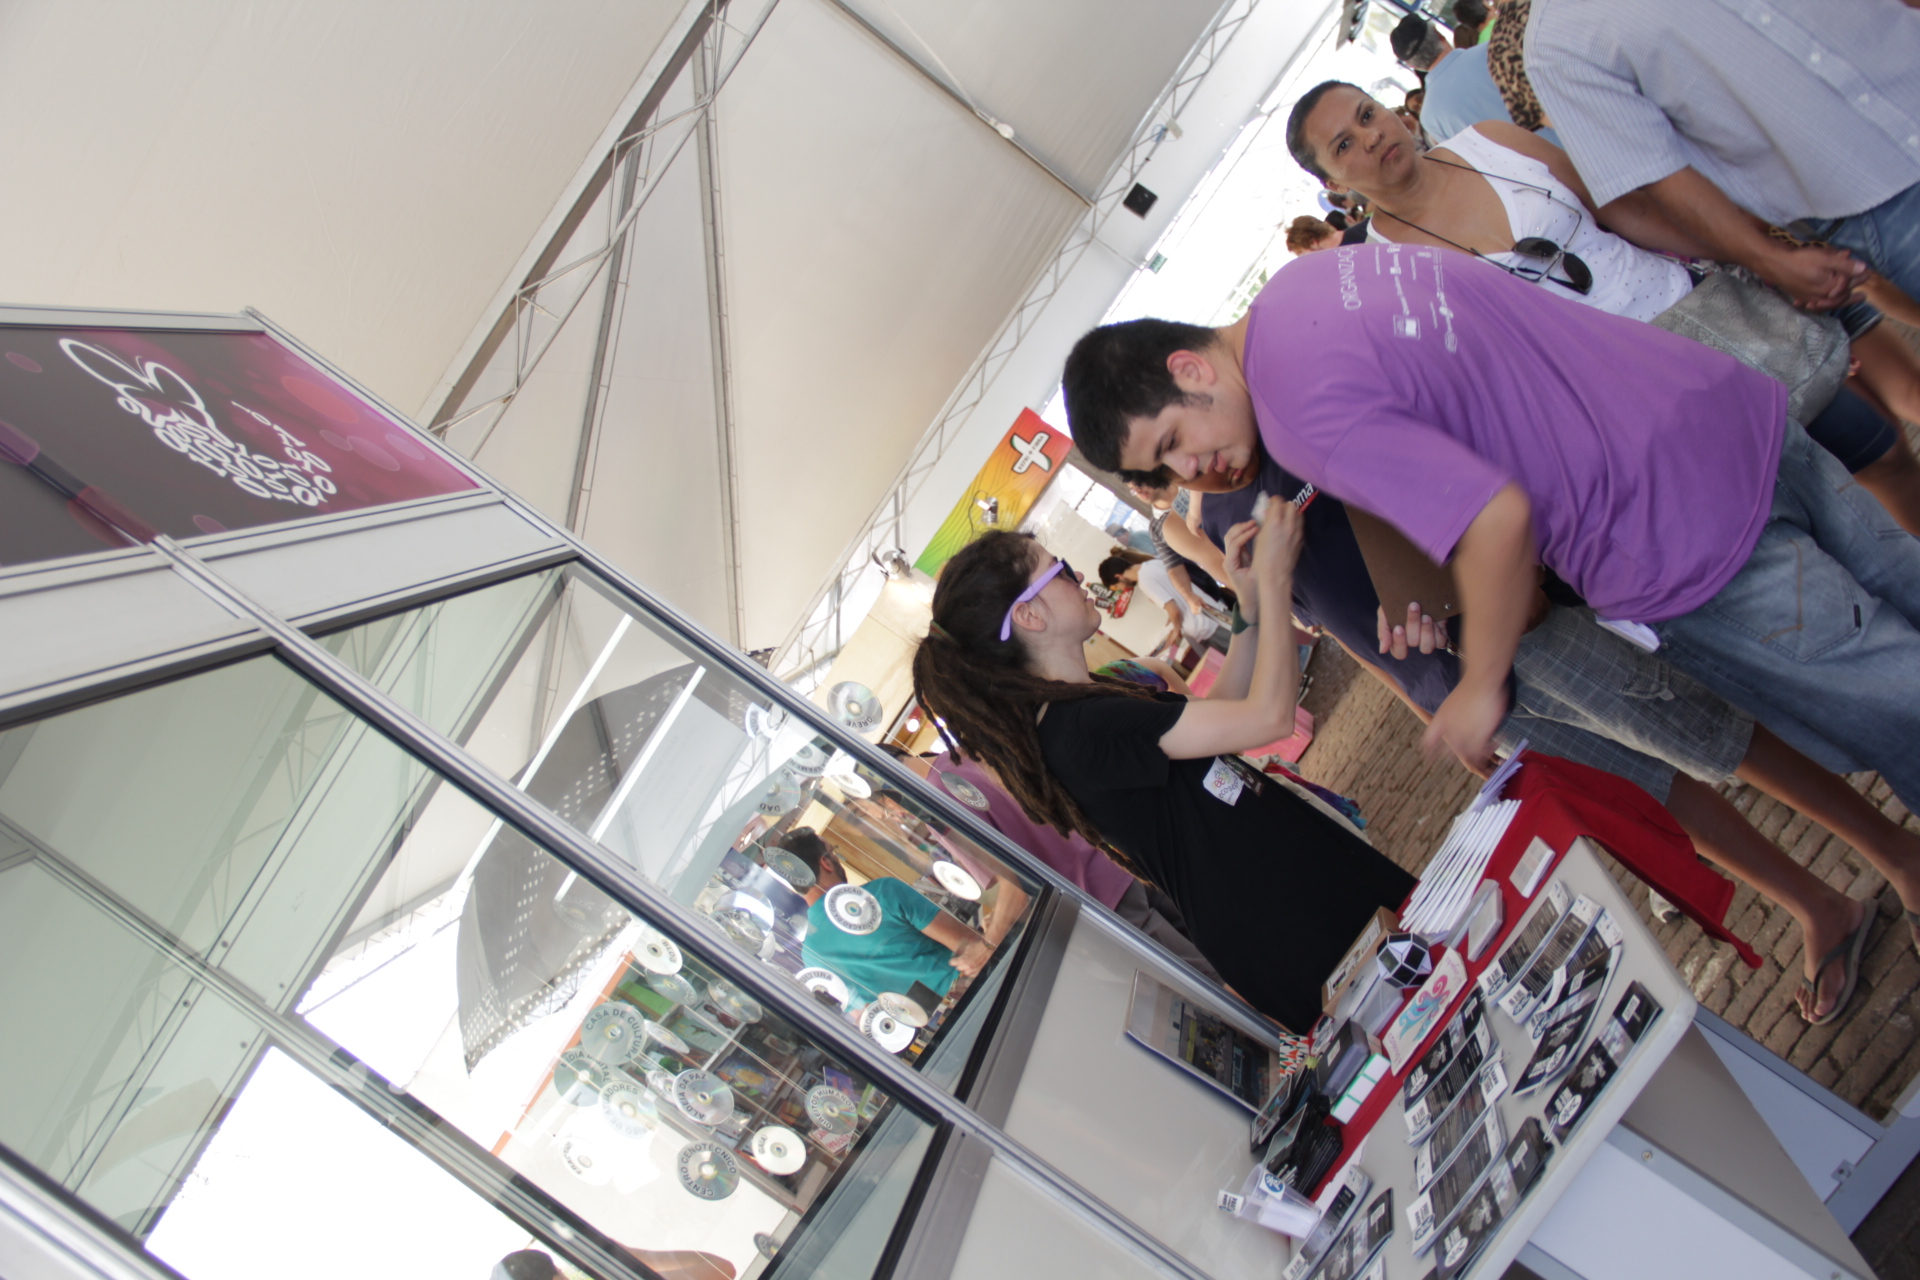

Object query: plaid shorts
[1504,606,1755,805]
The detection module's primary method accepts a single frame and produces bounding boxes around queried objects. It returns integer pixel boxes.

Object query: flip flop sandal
[1802,906,1875,1028]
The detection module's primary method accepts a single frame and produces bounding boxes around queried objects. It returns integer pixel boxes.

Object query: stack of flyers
[1479,881,1573,998]
[1280,1165,1371,1280]
[1307,1189,1394,1280]
[1399,798,1523,938]
[1498,895,1601,1022]
[1470,743,1528,810]
[1403,994,1489,1107]
[1526,942,1617,1042]
[1513,966,1612,1098]
[1405,1113,1503,1254]
[1405,1044,1503,1139]
[1545,982,1664,1141]
[1431,1120,1553,1278]
[1413,1058,1508,1188]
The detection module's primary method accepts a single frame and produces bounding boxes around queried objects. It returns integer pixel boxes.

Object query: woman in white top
[1287,81,1920,534]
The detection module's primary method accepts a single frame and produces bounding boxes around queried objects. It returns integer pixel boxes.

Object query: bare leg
[1737,724,1920,929]
[1848,326,1920,535]
[1665,774,1865,1020]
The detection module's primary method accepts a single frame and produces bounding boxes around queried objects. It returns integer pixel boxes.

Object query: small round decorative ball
[1377,932,1435,989]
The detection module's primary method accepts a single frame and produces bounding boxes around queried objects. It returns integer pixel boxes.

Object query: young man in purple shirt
[1063,245,1920,815]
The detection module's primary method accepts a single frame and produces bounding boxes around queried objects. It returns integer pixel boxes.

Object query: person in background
[1099,546,1224,656]
[1128,470,1234,605]
[778,828,991,1007]
[1390,13,1560,147]
[856,783,1028,946]
[1448,0,1493,46]
[1522,0,1919,312]
[911,510,1416,1031]
[1285,214,1344,255]
[880,743,1222,980]
[1286,80,1920,534]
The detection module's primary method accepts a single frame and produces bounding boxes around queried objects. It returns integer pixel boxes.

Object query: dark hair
[1117,464,1176,487]
[1098,547,1151,589]
[1390,15,1446,68]
[1449,0,1489,44]
[879,742,913,760]
[910,531,1156,856]
[1062,318,1219,472]
[1284,80,1355,183]
[772,827,831,876]
[1326,210,1351,231]
[494,1253,559,1280]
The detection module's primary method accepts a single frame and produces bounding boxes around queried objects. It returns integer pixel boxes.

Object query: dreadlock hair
[1098,545,1151,589]
[910,530,1158,867]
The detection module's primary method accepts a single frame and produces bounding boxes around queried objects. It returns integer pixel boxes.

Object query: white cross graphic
[1010,430,1053,474]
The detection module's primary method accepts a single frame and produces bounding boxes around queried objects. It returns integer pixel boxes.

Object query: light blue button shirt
[1525,0,1920,222]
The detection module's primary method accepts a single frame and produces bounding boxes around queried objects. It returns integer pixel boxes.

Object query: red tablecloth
[1306,751,1754,1195]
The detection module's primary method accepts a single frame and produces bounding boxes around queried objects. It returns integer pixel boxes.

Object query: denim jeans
[1818,178,1920,311]
[1653,418,1920,809]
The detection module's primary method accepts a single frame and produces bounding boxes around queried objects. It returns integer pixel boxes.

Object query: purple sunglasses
[1000,557,1080,641]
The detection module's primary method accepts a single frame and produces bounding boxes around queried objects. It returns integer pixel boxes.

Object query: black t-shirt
[1038,692,1416,1031]
[1201,454,1460,715]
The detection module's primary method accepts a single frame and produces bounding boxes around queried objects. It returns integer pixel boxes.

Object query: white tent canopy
[0,0,1335,656]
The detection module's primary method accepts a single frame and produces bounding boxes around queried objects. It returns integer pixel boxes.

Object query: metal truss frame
[769,0,1264,682]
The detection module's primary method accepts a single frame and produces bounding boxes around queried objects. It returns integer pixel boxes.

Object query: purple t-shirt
[929,752,1134,909]
[1244,246,1784,623]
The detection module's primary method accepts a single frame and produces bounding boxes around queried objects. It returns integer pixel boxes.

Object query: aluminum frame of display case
[0,301,1275,1280]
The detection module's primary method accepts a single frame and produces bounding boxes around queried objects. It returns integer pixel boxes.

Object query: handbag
[1650,267,1850,425]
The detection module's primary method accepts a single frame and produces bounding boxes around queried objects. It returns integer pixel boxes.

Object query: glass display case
[0,306,1283,1280]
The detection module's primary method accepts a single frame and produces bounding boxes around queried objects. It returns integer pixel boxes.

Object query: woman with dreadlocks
[911,501,1414,1031]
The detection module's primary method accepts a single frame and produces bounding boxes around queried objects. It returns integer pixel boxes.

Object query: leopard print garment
[1487,0,1547,131]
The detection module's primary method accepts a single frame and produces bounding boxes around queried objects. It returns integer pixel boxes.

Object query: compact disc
[640,1019,688,1055]
[806,1085,858,1136]
[646,1068,677,1096]
[877,990,931,1028]
[824,883,882,935]
[830,771,872,799]
[708,977,764,1023]
[561,1135,613,1185]
[786,740,831,777]
[859,1004,914,1053]
[601,1084,657,1137]
[938,771,991,812]
[552,1051,607,1105]
[748,1124,807,1175]
[764,847,817,891]
[672,1069,735,1126]
[754,780,802,815]
[743,703,788,740]
[632,930,684,975]
[646,972,700,1005]
[797,966,850,1009]
[932,859,983,900]
[676,1141,741,1201]
[754,1234,780,1261]
[578,1002,648,1065]
[714,907,767,951]
[826,681,884,733]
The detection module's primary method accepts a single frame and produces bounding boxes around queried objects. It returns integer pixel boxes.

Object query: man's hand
[949,940,992,978]
[1422,680,1509,773]
[1376,602,1449,659]
[1757,241,1868,311]
[1221,518,1260,621]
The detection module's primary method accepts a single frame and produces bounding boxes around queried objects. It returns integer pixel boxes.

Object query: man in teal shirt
[777,829,991,1006]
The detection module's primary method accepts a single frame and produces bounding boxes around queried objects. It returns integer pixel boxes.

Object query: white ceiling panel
[577,143,737,638]
[0,0,684,412]
[716,0,1088,646]
[838,0,1227,195]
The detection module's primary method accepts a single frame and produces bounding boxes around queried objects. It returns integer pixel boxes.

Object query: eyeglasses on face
[999,557,1081,641]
